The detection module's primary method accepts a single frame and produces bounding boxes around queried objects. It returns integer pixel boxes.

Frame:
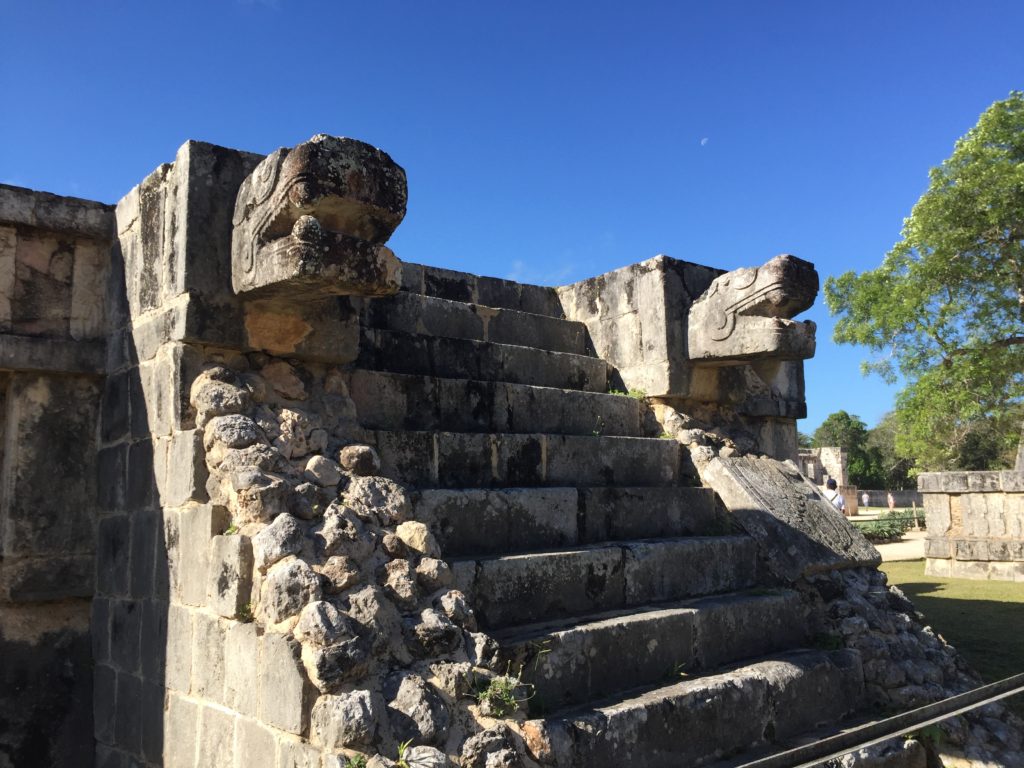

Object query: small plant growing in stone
[667,660,689,680]
[530,638,552,671]
[237,602,254,623]
[904,723,944,749]
[812,632,844,651]
[224,523,239,535]
[475,667,533,717]
[395,739,414,768]
[608,387,646,399]
[344,757,368,768]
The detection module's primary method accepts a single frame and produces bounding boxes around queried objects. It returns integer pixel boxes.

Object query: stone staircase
[353,264,865,766]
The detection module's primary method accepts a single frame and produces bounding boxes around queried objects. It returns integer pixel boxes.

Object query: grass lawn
[880,559,1024,716]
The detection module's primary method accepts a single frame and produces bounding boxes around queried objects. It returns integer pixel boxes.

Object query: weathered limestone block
[0,183,114,241]
[688,254,818,364]
[301,633,372,693]
[384,672,450,746]
[702,455,879,581]
[557,255,720,396]
[234,717,278,768]
[224,622,259,717]
[231,134,406,300]
[344,475,411,524]
[259,557,323,625]
[174,504,231,607]
[404,608,462,658]
[243,295,361,364]
[190,611,227,704]
[207,534,254,618]
[395,521,441,557]
[460,725,522,768]
[920,470,1024,581]
[197,704,236,767]
[252,513,305,570]
[0,374,100,602]
[162,428,209,508]
[310,689,385,749]
[339,443,382,476]
[164,693,200,768]
[383,558,420,609]
[259,631,316,735]
[278,737,324,768]
[923,494,951,535]
[304,454,343,487]
[318,555,361,594]
[346,585,408,662]
[190,368,252,428]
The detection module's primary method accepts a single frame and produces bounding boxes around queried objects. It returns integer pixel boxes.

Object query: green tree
[812,410,885,488]
[825,92,1024,471]
[812,410,870,452]
[865,412,914,489]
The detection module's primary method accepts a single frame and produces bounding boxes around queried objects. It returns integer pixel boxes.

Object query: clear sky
[2,1,1021,433]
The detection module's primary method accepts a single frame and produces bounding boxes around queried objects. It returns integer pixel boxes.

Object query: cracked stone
[252,513,304,570]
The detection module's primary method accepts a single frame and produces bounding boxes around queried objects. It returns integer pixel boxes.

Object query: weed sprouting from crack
[608,388,647,400]
[530,639,553,672]
[474,664,534,717]
[395,739,414,768]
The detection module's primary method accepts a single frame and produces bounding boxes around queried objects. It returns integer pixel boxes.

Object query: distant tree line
[800,410,915,490]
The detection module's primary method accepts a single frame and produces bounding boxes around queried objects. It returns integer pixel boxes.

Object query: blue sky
[2,1,1022,433]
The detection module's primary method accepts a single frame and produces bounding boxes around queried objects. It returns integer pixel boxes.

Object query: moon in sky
[700,137,709,146]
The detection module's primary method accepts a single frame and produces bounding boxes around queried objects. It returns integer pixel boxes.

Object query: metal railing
[735,673,1024,768]
[848,516,925,530]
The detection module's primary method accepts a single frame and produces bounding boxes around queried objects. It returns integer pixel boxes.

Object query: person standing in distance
[825,478,846,515]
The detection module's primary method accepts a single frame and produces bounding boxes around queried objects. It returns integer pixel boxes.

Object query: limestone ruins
[0,134,1021,768]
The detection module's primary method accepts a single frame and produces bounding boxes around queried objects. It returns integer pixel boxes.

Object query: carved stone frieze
[688,254,818,364]
[231,134,406,299]
[703,455,880,581]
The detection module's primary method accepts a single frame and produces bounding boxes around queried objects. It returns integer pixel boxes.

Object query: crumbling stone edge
[189,352,540,768]
[659,403,1024,767]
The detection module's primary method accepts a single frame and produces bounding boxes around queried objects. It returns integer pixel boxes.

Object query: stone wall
[92,138,432,768]
[859,490,924,509]
[799,446,848,486]
[557,256,808,462]
[919,470,1024,581]
[0,185,111,768]
[4,136,1022,768]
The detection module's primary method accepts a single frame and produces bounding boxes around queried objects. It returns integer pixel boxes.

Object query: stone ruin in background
[0,134,1021,768]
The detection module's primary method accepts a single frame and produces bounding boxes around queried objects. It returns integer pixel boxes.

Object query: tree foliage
[864,412,914,489]
[812,410,914,489]
[812,410,881,488]
[825,92,1024,471]
[812,410,870,453]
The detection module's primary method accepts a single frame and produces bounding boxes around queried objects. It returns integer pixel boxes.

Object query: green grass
[880,559,1024,716]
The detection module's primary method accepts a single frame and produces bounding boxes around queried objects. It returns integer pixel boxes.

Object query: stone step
[361,291,587,355]
[495,591,808,714]
[413,486,723,557]
[401,262,565,318]
[347,370,643,437]
[528,649,864,768]
[367,431,686,490]
[357,328,608,393]
[450,536,758,629]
